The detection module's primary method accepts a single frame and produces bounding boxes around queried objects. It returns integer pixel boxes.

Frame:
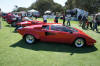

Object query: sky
[0,0,67,13]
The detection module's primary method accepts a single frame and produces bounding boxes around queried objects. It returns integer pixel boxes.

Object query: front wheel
[74,38,85,48]
[14,26,22,32]
[11,22,16,27]
[24,35,36,45]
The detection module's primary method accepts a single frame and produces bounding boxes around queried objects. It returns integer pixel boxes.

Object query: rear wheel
[74,38,85,47]
[24,35,36,45]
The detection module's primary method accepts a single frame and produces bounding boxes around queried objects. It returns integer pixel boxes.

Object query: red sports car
[15,17,44,31]
[4,13,17,27]
[17,24,96,47]
[15,18,62,31]
[16,20,44,27]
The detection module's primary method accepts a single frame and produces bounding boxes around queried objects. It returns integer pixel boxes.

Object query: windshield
[66,26,78,32]
[24,17,32,21]
[42,25,49,30]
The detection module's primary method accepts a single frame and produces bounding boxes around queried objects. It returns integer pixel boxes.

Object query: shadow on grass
[10,39,97,55]
[5,25,10,27]
[97,32,100,34]
[12,30,18,33]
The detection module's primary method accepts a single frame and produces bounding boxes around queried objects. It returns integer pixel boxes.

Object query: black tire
[24,35,36,45]
[14,26,21,32]
[11,22,16,27]
[74,38,85,48]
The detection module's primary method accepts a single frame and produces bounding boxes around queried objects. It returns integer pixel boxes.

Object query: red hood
[16,20,44,25]
[74,27,96,43]
[24,25,42,29]
[74,27,90,36]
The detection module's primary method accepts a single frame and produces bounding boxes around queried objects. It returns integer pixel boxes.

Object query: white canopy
[44,10,51,14]
[28,9,38,13]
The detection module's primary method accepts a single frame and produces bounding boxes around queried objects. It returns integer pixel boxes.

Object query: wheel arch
[73,37,86,45]
[23,33,40,40]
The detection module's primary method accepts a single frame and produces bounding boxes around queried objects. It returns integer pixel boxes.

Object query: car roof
[24,23,62,28]
[43,23,62,26]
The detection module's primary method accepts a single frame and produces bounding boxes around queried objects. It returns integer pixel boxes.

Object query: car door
[42,25,74,43]
[44,30,60,42]
[40,25,60,42]
[40,29,57,42]
[56,31,74,43]
[43,30,74,43]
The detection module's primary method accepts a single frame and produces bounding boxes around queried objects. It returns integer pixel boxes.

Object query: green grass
[0,18,100,66]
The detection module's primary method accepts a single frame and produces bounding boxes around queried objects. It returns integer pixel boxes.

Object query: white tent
[27,9,40,17]
[44,10,51,14]
[28,9,38,13]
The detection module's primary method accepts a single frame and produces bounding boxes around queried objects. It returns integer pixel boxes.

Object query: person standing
[82,16,87,29]
[43,14,47,23]
[62,13,66,26]
[93,15,98,32]
[67,14,71,26]
[54,13,59,23]
[87,15,93,29]
[78,14,82,26]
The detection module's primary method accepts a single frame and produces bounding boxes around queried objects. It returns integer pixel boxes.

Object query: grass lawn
[0,18,100,66]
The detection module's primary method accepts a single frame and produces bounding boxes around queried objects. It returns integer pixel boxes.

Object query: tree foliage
[14,7,27,12]
[65,0,100,13]
[29,0,63,15]
[12,0,64,15]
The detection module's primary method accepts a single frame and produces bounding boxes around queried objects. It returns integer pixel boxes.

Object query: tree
[29,0,63,15]
[65,0,100,13]
[53,3,64,13]
[16,7,28,12]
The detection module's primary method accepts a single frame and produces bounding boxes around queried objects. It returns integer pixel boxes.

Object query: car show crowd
[0,8,100,33]
[0,8,99,47]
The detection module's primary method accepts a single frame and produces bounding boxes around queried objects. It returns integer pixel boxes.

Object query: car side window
[51,25,70,32]
[42,25,49,30]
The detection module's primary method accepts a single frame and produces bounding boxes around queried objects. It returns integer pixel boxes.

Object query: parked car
[16,20,44,27]
[2,13,7,20]
[15,17,62,31]
[17,24,96,47]
[6,13,17,26]
[15,20,44,31]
